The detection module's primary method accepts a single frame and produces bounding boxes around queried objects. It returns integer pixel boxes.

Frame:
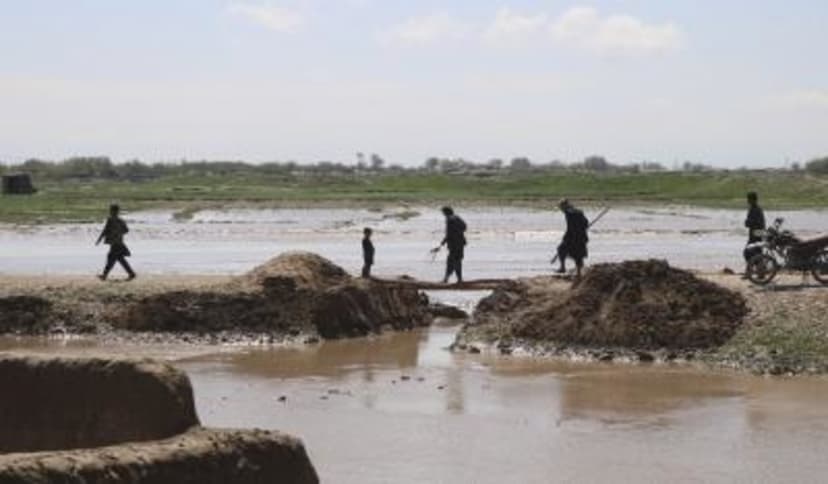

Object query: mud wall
[0,354,198,453]
[0,428,318,484]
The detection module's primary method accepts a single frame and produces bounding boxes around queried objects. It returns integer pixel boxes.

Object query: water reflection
[210,330,424,379]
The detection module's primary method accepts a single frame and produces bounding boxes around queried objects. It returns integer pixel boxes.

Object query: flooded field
[2,205,827,277]
[3,206,828,482]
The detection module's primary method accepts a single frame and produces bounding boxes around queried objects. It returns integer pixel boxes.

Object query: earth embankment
[0,354,319,483]
[0,252,432,341]
[0,354,197,453]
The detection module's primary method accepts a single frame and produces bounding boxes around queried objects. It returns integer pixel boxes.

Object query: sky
[1,0,827,168]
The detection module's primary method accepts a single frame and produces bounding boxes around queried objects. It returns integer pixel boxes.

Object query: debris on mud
[427,302,469,320]
[461,260,748,353]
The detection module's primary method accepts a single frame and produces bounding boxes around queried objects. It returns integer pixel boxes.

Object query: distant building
[1,173,37,195]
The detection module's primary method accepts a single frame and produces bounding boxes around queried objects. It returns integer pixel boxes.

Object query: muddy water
[181,317,828,483]
[4,292,828,483]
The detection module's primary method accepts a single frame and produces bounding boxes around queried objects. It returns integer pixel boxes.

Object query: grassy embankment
[1,171,826,224]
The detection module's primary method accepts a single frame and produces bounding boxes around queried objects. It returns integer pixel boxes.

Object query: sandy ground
[0,274,233,296]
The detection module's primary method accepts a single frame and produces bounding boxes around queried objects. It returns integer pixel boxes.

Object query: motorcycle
[745,217,828,286]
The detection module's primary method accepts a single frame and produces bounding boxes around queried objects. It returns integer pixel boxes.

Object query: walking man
[96,204,136,281]
[743,191,765,273]
[431,206,467,284]
[362,227,375,278]
[556,199,589,278]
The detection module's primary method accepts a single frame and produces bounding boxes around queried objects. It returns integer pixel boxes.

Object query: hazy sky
[1,1,827,167]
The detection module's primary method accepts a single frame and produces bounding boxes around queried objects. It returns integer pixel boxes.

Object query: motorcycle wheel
[811,250,828,285]
[747,254,779,285]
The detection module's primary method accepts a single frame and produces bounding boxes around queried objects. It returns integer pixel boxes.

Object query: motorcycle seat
[791,234,828,253]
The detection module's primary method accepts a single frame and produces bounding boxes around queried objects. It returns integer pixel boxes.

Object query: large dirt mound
[242,251,350,291]
[471,260,747,350]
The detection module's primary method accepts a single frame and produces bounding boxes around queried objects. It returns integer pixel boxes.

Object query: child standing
[362,227,374,278]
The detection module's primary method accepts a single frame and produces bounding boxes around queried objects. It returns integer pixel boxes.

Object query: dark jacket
[745,204,765,243]
[362,238,375,265]
[442,215,467,251]
[99,216,131,258]
[100,216,129,245]
[563,208,589,245]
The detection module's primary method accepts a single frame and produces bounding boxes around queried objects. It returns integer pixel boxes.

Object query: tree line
[0,154,825,182]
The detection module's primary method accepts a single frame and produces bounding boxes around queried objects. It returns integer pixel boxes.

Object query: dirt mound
[119,252,431,338]
[0,296,53,333]
[0,354,197,453]
[242,251,349,290]
[471,260,747,350]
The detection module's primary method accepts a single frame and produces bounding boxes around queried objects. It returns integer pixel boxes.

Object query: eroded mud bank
[0,354,318,483]
[0,252,431,342]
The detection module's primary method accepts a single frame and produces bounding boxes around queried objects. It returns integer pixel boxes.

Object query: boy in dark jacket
[362,227,375,278]
[95,204,136,281]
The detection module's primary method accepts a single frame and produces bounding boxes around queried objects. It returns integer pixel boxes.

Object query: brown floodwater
[4,321,828,483]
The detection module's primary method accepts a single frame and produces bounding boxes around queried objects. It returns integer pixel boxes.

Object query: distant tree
[438,158,469,173]
[370,153,385,170]
[583,155,611,172]
[805,156,828,174]
[486,158,503,170]
[424,157,440,171]
[641,161,665,172]
[509,157,532,171]
[790,162,801,171]
[682,161,712,172]
[19,158,52,175]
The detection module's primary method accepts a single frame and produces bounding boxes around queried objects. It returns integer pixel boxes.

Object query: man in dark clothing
[431,206,467,284]
[743,191,766,270]
[556,199,589,278]
[95,204,136,281]
[362,227,375,278]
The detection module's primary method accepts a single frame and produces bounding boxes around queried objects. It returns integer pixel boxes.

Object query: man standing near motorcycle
[743,191,766,274]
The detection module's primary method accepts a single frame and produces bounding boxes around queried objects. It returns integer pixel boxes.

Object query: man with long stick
[553,199,592,278]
